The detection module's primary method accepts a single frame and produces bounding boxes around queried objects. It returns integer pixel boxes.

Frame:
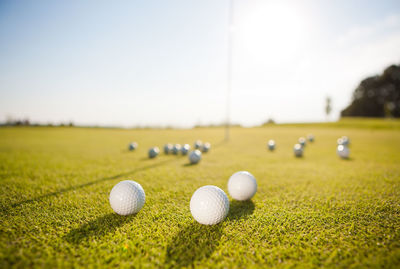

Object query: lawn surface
[1,120,400,268]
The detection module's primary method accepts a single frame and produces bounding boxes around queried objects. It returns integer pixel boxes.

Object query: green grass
[1,120,400,268]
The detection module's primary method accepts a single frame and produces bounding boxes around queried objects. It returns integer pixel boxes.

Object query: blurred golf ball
[194,140,202,149]
[337,145,350,159]
[294,144,303,157]
[109,180,145,215]
[148,147,160,158]
[172,144,181,155]
[181,144,190,155]
[267,139,276,151]
[202,142,211,153]
[164,144,173,154]
[307,134,314,142]
[341,136,350,146]
[228,171,257,201]
[128,142,138,151]
[189,150,202,164]
[298,137,306,147]
[190,185,229,225]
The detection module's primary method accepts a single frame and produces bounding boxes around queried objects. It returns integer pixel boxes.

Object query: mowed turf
[1,121,400,268]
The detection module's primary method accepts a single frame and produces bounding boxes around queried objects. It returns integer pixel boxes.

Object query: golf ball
[128,142,138,151]
[189,150,202,164]
[298,137,306,147]
[227,171,257,201]
[194,140,202,149]
[181,144,190,155]
[202,142,211,153]
[267,139,276,151]
[172,144,181,155]
[164,144,173,154]
[190,185,229,225]
[148,147,160,158]
[341,136,350,146]
[307,134,314,142]
[337,145,350,159]
[294,144,303,157]
[337,138,344,145]
[109,180,145,215]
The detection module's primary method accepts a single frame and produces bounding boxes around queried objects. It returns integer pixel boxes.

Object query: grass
[0,120,399,268]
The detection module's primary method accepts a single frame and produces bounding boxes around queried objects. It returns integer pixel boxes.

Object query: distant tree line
[1,117,74,127]
[341,64,400,118]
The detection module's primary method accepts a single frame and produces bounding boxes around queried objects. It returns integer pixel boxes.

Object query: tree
[325,97,332,121]
[341,64,400,118]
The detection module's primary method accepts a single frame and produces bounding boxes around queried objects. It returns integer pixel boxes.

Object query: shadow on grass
[10,158,175,209]
[165,200,255,268]
[64,213,135,244]
[165,223,223,268]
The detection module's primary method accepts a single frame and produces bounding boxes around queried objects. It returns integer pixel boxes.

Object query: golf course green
[1,118,399,268]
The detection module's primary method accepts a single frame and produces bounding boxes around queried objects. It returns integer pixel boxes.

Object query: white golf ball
[294,143,303,157]
[337,145,350,159]
[181,144,190,155]
[202,142,211,153]
[298,137,306,147]
[164,143,173,154]
[194,140,202,149]
[148,147,160,158]
[267,139,276,151]
[172,144,181,155]
[190,185,229,225]
[128,142,138,151]
[341,136,350,146]
[307,134,314,142]
[189,150,202,164]
[109,180,145,215]
[228,171,257,201]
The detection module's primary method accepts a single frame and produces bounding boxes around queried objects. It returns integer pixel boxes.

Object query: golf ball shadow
[226,200,255,221]
[165,222,223,268]
[64,213,136,244]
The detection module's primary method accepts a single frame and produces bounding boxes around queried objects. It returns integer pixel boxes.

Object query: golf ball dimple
[190,185,230,225]
[172,144,181,155]
[148,147,160,158]
[267,140,276,151]
[189,150,202,164]
[164,144,173,154]
[294,144,303,157]
[128,142,138,151]
[337,145,350,159]
[228,171,257,201]
[181,144,190,155]
[194,140,202,149]
[109,180,145,215]
[202,142,211,153]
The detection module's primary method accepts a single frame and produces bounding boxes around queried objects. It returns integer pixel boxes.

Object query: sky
[1,0,400,127]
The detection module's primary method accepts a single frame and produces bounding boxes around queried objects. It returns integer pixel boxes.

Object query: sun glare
[236,2,307,64]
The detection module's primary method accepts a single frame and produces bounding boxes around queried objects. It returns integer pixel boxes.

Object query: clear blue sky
[1,0,400,127]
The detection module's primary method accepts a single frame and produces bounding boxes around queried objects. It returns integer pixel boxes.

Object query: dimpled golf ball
[172,144,181,155]
[202,142,211,153]
[189,150,202,164]
[307,134,314,142]
[128,142,138,151]
[294,143,303,157]
[109,180,145,215]
[228,171,257,201]
[190,185,229,225]
[164,143,173,154]
[337,145,350,159]
[148,147,160,158]
[267,139,276,151]
[194,140,202,149]
[181,144,190,155]
[298,137,306,147]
